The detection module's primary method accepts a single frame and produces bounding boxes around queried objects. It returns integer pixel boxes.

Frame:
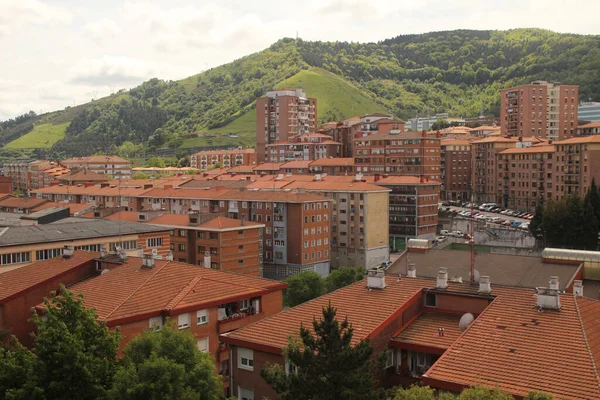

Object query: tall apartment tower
[500,81,579,141]
[256,89,317,162]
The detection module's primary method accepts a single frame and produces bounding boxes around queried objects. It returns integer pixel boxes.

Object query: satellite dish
[470,269,480,283]
[459,313,475,332]
[100,269,110,275]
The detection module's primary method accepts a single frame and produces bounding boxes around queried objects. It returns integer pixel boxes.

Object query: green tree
[261,303,381,400]
[388,385,435,399]
[526,392,554,400]
[324,267,364,293]
[11,189,24,197]
[0,340,37,399]
[29,286,122,400]
[145,157,166,168]
[585,178,600,229]
[132,172,149,180]
[457,387,513,400]
[110,321,222,400]
[283,271,324,307]
[530,200,544,243]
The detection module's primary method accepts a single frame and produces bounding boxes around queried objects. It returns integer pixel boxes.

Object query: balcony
[217,307,262,334]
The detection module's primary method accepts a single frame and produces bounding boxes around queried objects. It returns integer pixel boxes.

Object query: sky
[1,0,599,121]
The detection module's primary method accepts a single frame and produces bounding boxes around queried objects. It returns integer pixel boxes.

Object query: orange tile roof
[62,155,130,164]
[499,145,556,154]
[58,169,109,182]
[309,158,355,167]
[280,160,312,169]
[356,131,439,141]
[0,196,48,209]
[31,202,94,215]
[392,312,462,351]
[282,180,389,193]
[246,181,292,190]
[67,258,286,325]
[424,293,600,400]
[216,190,328,203]
[227,165,255,174]
[192,148,255,156]
[149,214,261,230]
[253,163,284,171]
[472,136,519,144]
[578,122,600,129]
[0,251,97,302]
[554,136,600,144]
[140,187,233,199]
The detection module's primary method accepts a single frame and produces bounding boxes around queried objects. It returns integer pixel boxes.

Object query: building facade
[190,148,256,170]
[500,81,579,141]
[440,139,472,201]
[578,102,600,122]
[255,89,318,162]
[265,133,340,163]
[61,155,132,176]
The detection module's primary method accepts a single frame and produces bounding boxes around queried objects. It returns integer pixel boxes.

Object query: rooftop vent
[166,251,174,261]
[574,280,584,297]
[407,263,416,278]
[142,254,155,269]
[535,276,561,310]
[367,268,386,290]
[63,245,74,259]
[137,245,143,258]
[119,248,127,262]
[436,267,448,289]
[100,244,107,258]
[478,276,491,295]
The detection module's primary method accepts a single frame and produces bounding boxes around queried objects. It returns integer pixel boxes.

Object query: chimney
[535,276,561,310]
[374,174,380,182]
[367,268,386,289]
[100,183,110,188]
[573,280,584,297]
[436,267,448,289]
[142,253,154,269]
[100,244,107,258]
[136,245,143,258]
[119,248,127,262]
[407,263,416,278]
[548,139,553,144]
[189,211,199,226]
[166,251,174,261]
[314,174,322,181]
[478,276,491,295]
[63,245,74,258]
[203,251,211,269]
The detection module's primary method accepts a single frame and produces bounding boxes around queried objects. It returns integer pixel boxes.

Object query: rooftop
[58,169,109,182]
[149,215,263,230]
[499,145,556,154]
[309,158,355,167]
[389,249,581,290]
[0,196,48,209]
[0,219,169,247]
[61,155,131,164]
[392,312,462,352]
[67,257,286,325]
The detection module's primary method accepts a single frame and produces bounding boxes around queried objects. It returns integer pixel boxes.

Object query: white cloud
[83,19,121,41]
[0,0,72,36]
[69,56,162,86]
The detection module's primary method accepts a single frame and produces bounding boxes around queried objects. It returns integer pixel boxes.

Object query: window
[179,244,186,251]
[425,292,437,307]
[238,245,244,252]
[238,259,244,266]
[385,349,395,369]
[285,361,299,375]
[177,313,190,329]
[197,337,209,352]
[209,232,218,240]
[147,237,163,247]
[178,230,187,237]
[0,251,30,265]
[149,316,163,331]
[238,347,254,371]
[110,240,137,251]
[238,387,254,400]
[35,248,62,261]
[197,309,208,325]
[240,299,250,310]
[197,231,205,239]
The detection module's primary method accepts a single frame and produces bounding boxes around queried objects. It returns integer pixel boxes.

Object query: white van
[479,203,498,211]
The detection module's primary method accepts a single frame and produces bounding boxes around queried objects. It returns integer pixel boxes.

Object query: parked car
[450,230,464,237]
[440,230,450,236]
[520,222,530,230]
[489,217,500,223]
[503,220,513,226]
[497,219,506,224]
[511,221,522,228]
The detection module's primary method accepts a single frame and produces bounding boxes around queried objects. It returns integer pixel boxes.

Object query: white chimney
[166,251,174,261]
[407,263,416,278]
[63,245,74,258]
[478,276,491,295]
[137,245,143,258]
[203,251,211,269]
[536,276,561,310]
[436,267,448,289]
[142,254,155,269]
[100,244,107,258]
[573,280,584,297]
[367,268,386,289]
[119,248,128,262]
[354,173,363,181]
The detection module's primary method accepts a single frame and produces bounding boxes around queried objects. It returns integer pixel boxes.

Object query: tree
[457,387,513,400]
[145,157,166,168]
[283,271,324,307]
[324,267,364,293]
[11,189,23,197]
[28,286,122,400]
[261,303,382,400]
[585,178,600,224]
[389,385,440,400]
[0,340,37,399]
[110,321,222,400]
[526,392,554,400]
[132,172,149,180]
[530,200,545,243]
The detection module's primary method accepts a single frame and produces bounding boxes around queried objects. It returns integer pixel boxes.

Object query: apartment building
[553,136,600,199]
[354,131,442,181]
[190,148,256,170]
[471,136,519,203]
[57,169,109,185]
[3,160,69,193]
[61,155,132,176]
[497,145,556,210]
[256,89,318,162]
[282,179,390,269]
[265,133,341,162]
[578,121,600,136]
[0,219,171,273]
[0,176,12,193]
[0,196,48,214]
[222,271,598,400]
[308,158,355,176]
[441,139,472,201]
[578,102,600,122]
[317,120,361,158]
[500,80,579,141]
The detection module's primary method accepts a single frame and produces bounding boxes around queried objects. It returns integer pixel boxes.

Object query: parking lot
[439,202,533,230]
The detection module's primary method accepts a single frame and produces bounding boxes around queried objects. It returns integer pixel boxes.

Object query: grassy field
[6,122,69,149]
[173,68,390,150]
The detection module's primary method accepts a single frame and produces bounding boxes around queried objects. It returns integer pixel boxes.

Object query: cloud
[83,19,121,41]
[0,0,72,35]
[69,56,160,86]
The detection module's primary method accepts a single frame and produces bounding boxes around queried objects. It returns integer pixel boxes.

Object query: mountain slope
[2,28,600,158]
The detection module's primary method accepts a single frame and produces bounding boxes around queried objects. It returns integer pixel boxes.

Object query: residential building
[3,160,69,193]
[57,169,109,185]
[553,135,600,198]
[578,101,600,122]
[221,269,597,400]
[256,89,317,162]
[308,158,355,176]
[0,219,171,273]
[404,113,456,131]
[500,80,579,141]
[61,155,132,176]
[354,131,442,181]
[265,133,341,162]
[440,139,472,201]
[278,160,312,175]
[317,120,361,158]
[578,121,600,136]
[464,116,500,128]
[0,176,12,193]
[190,148,256,170]
[0,196,48,214]
[471,136,519,204]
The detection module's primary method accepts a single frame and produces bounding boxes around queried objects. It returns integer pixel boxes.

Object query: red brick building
[265,133,341,163]
[190,148,256,170]
[500,81,579,141]
[0,176,13,193]
[440,139,472,201]
[256,89,318,162]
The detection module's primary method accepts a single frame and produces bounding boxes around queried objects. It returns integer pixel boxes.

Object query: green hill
[2,28,600,158]
[5,122,69,149]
